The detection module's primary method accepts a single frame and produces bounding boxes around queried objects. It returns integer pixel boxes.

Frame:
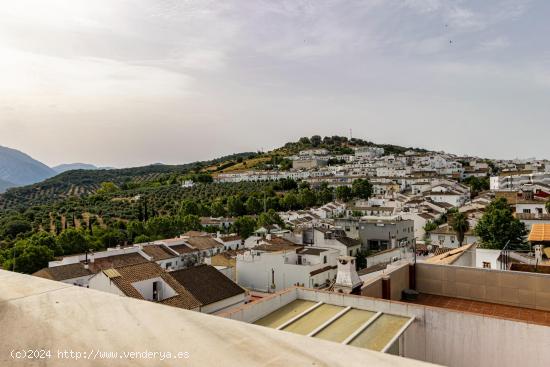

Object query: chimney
[334,256,363,294]
[535,245,543,264]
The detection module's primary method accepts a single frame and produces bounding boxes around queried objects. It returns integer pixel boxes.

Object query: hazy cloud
[0,0,549,167]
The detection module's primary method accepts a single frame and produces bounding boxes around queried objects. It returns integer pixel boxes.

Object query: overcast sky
[1,0,548,167]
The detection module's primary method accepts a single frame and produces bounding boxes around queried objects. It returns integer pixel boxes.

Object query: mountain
[0,146,56,187]
[52,163,98,174]
[0,178,16,193]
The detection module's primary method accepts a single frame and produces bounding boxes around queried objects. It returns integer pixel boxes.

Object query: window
[483,262,491,269]
[523,209,531,214]
[349,250,352,256]
[165,262,172,269]
[323,256,327,264]
[438,235,445,242]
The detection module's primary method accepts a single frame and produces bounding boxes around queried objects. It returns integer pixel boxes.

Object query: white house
[88,262,201,311]
[429,224,479,248]
[309,227,362,257]
[236,244,340,292]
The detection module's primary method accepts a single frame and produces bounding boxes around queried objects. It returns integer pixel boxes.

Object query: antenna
[349,128,353,140]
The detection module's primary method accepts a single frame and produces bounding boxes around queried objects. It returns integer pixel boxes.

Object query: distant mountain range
[0,146,57,192]
[52,163,98,174]
[0,146,101,193]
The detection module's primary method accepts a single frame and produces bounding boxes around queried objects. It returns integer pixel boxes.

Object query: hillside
[0,135,428,211]
[0,152,254,211]
[0,146,56,186]
[52,163,98,173]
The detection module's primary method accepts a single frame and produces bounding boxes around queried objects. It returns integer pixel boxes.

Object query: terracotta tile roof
[336,237,362,248]
[309,265,337,276]
[254,243,303,252]
[425,244,474,265]
[141,245,178,261]
[219,235,242,243]
[528,224,550,242]
[169,244,197,254]
[86,253,149,273]
[263,236,298,247]
[33,263,92,281]
[186,236,223,250]
[170,265,245,306]
[297,248,328,256]
[106,262,201,310]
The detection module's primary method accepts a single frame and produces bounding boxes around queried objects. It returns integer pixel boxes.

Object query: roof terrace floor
[406,293,550,327]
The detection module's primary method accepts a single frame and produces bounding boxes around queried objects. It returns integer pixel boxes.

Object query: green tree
[127,220,145,243]
[318,182,334,204]
[475,198,527,249]
[310,135,322,147]
[227,196,246,216]
[145,216,178,239]
[298,188,317,208]
[3,241,54,274]
[1,219,32,239]
[27,232,63,256]
[245,196,262,215]
[257,209,284,228]
[210,199,226,217]
[355,249,369,270]
[134,234,151,243]
[352,179,373,200]
[96,181,119,195]
[233,216,257,238]
[179,214,202,232]
[463,176,489,196]
[56,228,90,255]
[281,192,299,210]
[335,186,353,202]
[180,200,199,216]
[451,212,470,246]
[99,229,127,248]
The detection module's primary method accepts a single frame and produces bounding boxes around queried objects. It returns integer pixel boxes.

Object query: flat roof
[253,299,413,353]
[407,293,550,327]
[1,270,431,367]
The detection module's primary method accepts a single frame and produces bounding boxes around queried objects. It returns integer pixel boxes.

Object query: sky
[1,0,549,167]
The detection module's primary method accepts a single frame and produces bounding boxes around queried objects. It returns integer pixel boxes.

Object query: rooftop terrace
[0,269,430,367]
[406,293,550,327]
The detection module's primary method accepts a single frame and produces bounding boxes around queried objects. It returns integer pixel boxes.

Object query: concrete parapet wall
[416,263,550,311]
